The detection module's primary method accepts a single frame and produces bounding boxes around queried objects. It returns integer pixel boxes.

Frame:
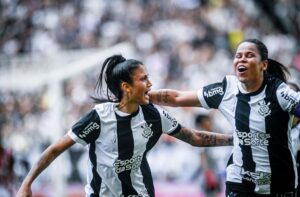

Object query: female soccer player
[16,55,233,197]
[149,39,300,196]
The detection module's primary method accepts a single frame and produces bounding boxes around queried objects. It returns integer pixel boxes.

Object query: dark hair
[93,54,143,103]
[239,38,290,82]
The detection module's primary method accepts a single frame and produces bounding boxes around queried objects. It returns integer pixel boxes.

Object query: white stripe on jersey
[129,110,149,195]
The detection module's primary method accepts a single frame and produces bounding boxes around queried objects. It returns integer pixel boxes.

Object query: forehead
[132,65,147,76]
[236,42,259,54]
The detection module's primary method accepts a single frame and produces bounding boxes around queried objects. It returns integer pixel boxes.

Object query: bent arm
[149,89,202,107]
[173,127,233,147]
[17,134,75,197]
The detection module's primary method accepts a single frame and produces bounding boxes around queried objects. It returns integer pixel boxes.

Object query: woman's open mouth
[145,89,151,99]
[237,65,247,73]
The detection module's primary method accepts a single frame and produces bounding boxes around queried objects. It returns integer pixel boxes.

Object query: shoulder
[224,75,239,88]
[265,75,284,90]
[142,103,169,116]
[265,75,285,98]
[225,75,238,82]
[141,103,160,113]
[205,75,238,97]
[94,102,115,118]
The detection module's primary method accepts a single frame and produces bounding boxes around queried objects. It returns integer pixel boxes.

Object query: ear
[120,81,131,94]
[261,59,268,71]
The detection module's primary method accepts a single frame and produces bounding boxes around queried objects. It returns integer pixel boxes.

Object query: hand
[16,184,32,197]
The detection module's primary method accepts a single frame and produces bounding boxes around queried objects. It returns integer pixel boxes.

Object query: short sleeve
[276,83,300,116]
[197,77,227,109]
[156,106,181,136]
[68,109,101,146]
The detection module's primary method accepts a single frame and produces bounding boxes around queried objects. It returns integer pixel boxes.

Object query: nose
[234,56,246,66]
[147,79,152,87]
[239,54,247,62]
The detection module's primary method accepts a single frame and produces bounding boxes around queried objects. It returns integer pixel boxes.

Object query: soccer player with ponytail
[17,55,232,197]
[150,39,300,196]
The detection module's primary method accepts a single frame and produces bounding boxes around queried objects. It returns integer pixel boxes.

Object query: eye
[141,75,148,81]
[235,53,241,58]
[246,53,255,58]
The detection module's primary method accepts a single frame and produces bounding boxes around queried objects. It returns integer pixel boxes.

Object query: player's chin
[142,100,150,105]
[141,98,150,105]
[237,76,247,83]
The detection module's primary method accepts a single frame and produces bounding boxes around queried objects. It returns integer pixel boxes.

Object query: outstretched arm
[17,134,75,197]
[149,89,202,107]
[173,127,233,147]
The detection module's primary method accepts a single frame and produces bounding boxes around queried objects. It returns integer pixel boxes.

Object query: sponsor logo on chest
[114,155,142,174]
[237,130,271,146]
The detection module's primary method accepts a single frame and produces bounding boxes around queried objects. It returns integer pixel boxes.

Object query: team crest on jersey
[258,100,271,117]
[141,123,153,138]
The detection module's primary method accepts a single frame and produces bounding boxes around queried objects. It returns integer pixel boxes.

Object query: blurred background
[0,0,300,196]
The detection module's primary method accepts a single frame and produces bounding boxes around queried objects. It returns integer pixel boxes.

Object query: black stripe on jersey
[89,141,102,197]
[141,104,163,153]
[203,77,227,109]
[226,154,233,167]
[265,78,295,193]
[140,155,154,197]
[140,104,163,197]
[235,92,256,184]
[115,111,139,196]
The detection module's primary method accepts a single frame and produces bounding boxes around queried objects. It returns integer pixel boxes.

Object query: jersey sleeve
[276,83,300,116]
[197,77,227,109]
[156,106,181,136]
[68,109,101,146]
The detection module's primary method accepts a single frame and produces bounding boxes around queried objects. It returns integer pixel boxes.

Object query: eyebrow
[235,51,256,55]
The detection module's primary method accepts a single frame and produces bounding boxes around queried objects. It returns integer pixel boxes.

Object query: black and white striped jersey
[68,102,181,197]
[197,75,300,195]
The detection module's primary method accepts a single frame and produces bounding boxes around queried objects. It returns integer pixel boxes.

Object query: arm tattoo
[163,91,169,103]
[174,127,194,144]
[156,92,162,103]
[157,91,170,103]
[201,131,217,146]
[174,127,233,147]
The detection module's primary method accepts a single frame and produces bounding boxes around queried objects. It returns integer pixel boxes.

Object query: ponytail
[266,58,289,83]
[99,55,126,102]
[92,54,143,103]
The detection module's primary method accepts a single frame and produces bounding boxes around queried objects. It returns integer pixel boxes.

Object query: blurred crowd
[1,0,300,196]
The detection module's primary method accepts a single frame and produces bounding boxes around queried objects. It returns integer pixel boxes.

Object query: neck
[118,101,139,114]
[241,76,264,93]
